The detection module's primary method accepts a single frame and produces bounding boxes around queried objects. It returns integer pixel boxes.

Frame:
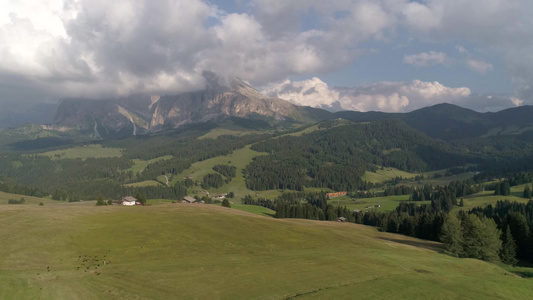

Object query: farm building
[337,217,347,222]
[179,196,196,204]
[326,191,347,199]
[213,194,226,200]
[120,196,137,206]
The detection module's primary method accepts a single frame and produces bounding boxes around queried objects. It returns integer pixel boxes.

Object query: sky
[1,0,532,118]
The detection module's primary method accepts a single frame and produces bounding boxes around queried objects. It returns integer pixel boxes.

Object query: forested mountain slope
[336,103,533,140]
[245,120,472,191]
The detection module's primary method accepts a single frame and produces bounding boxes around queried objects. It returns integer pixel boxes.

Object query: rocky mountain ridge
[49,76,325,139]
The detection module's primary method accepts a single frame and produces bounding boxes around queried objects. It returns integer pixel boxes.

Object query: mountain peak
[49,74,330,139]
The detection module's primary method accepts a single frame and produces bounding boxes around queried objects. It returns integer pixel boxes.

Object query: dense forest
[245,121,471,191]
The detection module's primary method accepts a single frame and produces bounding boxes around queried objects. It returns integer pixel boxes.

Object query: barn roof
[182,196,196,203]
[122,196,137,202]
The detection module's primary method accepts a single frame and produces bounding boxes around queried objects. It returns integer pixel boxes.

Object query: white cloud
[400,0,533,100]
[0,0,403,100]
[466,59,494,73]
[264,78,475,113]
[0,0,532,109]
[340,93,410,112]
[262,77,340,109]
[403,51,454,67]
[338,80,470,112]
[455,45,467,54]
[510,97,524,107]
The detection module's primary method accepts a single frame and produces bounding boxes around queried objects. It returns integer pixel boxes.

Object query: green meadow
[0,191,54,205]
[362,167,418,184]
[124,155,173,174]
[174,145,268,199]
[40,145,123,160]
[122,180,162,188]
[198,128,259,140]
[1,203,532,299]
[328,194,431,212]
[459,184,532,210]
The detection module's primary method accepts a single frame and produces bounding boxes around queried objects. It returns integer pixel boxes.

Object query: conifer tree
[524,185,532,199]
[500,226,518,265]
[462,214,501,262]
[494,183,501,195]
[96,194,106,206]
[440,211,464,257]
[502,181,511,196]
[221,199,231,208]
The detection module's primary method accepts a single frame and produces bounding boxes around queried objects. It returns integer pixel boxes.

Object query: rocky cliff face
[148,78,300,130]
[49,76,323,139]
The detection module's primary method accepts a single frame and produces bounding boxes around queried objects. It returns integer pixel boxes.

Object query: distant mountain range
[48,75,330,139]
[337,103,533,140]
[36,74,533,141]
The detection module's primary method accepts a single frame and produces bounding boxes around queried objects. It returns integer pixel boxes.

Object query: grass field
[122,180,162,188]
[1,203,532,299]
[363,168,418,184]
[0,191,54,205]
[328,194,431,212]
[40,145,123,160]
[460,184,532,210]
[417,172,475,186]
[198,128,259,140]
[174,145,268,199]
[225,203,275,217]
[124,155,173,174]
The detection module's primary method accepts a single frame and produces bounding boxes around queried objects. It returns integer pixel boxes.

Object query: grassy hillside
[362,167,418,184]
[123,155,173,174]
[122,180,162,188]
[174,145,268,198]
[460,185,532,209]
[327,194,431,212]
[1,203,532,299]
[40,145,123,160]
[0,191,52,205]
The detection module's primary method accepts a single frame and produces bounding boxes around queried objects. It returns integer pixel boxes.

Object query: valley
[2,91,533,299]
[3,2,533,299]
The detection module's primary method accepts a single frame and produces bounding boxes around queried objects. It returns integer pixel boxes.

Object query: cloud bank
[265,78,523,113]
[0,0,532,112]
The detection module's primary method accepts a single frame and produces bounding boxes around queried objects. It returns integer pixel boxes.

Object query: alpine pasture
[1,201,532,299]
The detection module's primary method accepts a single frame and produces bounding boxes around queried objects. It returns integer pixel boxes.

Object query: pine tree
[502,181,511,196]
[506,212,530,260]
[440,211,464,257]
[462,214,501,262]
[96,194,106,206]
[221,199,231,208]
[524,185,532,199]
[494,183,501,195]
[500,226,518,265]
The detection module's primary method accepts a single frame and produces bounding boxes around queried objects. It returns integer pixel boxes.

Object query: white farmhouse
[121,196,137,206]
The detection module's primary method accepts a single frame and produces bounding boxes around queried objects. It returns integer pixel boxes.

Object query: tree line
[242,189,533,265]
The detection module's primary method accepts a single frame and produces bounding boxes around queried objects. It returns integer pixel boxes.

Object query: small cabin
[121,196,137,206]
[337,217,347,222]
[213,194,226,200]
[179,196,196,204]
